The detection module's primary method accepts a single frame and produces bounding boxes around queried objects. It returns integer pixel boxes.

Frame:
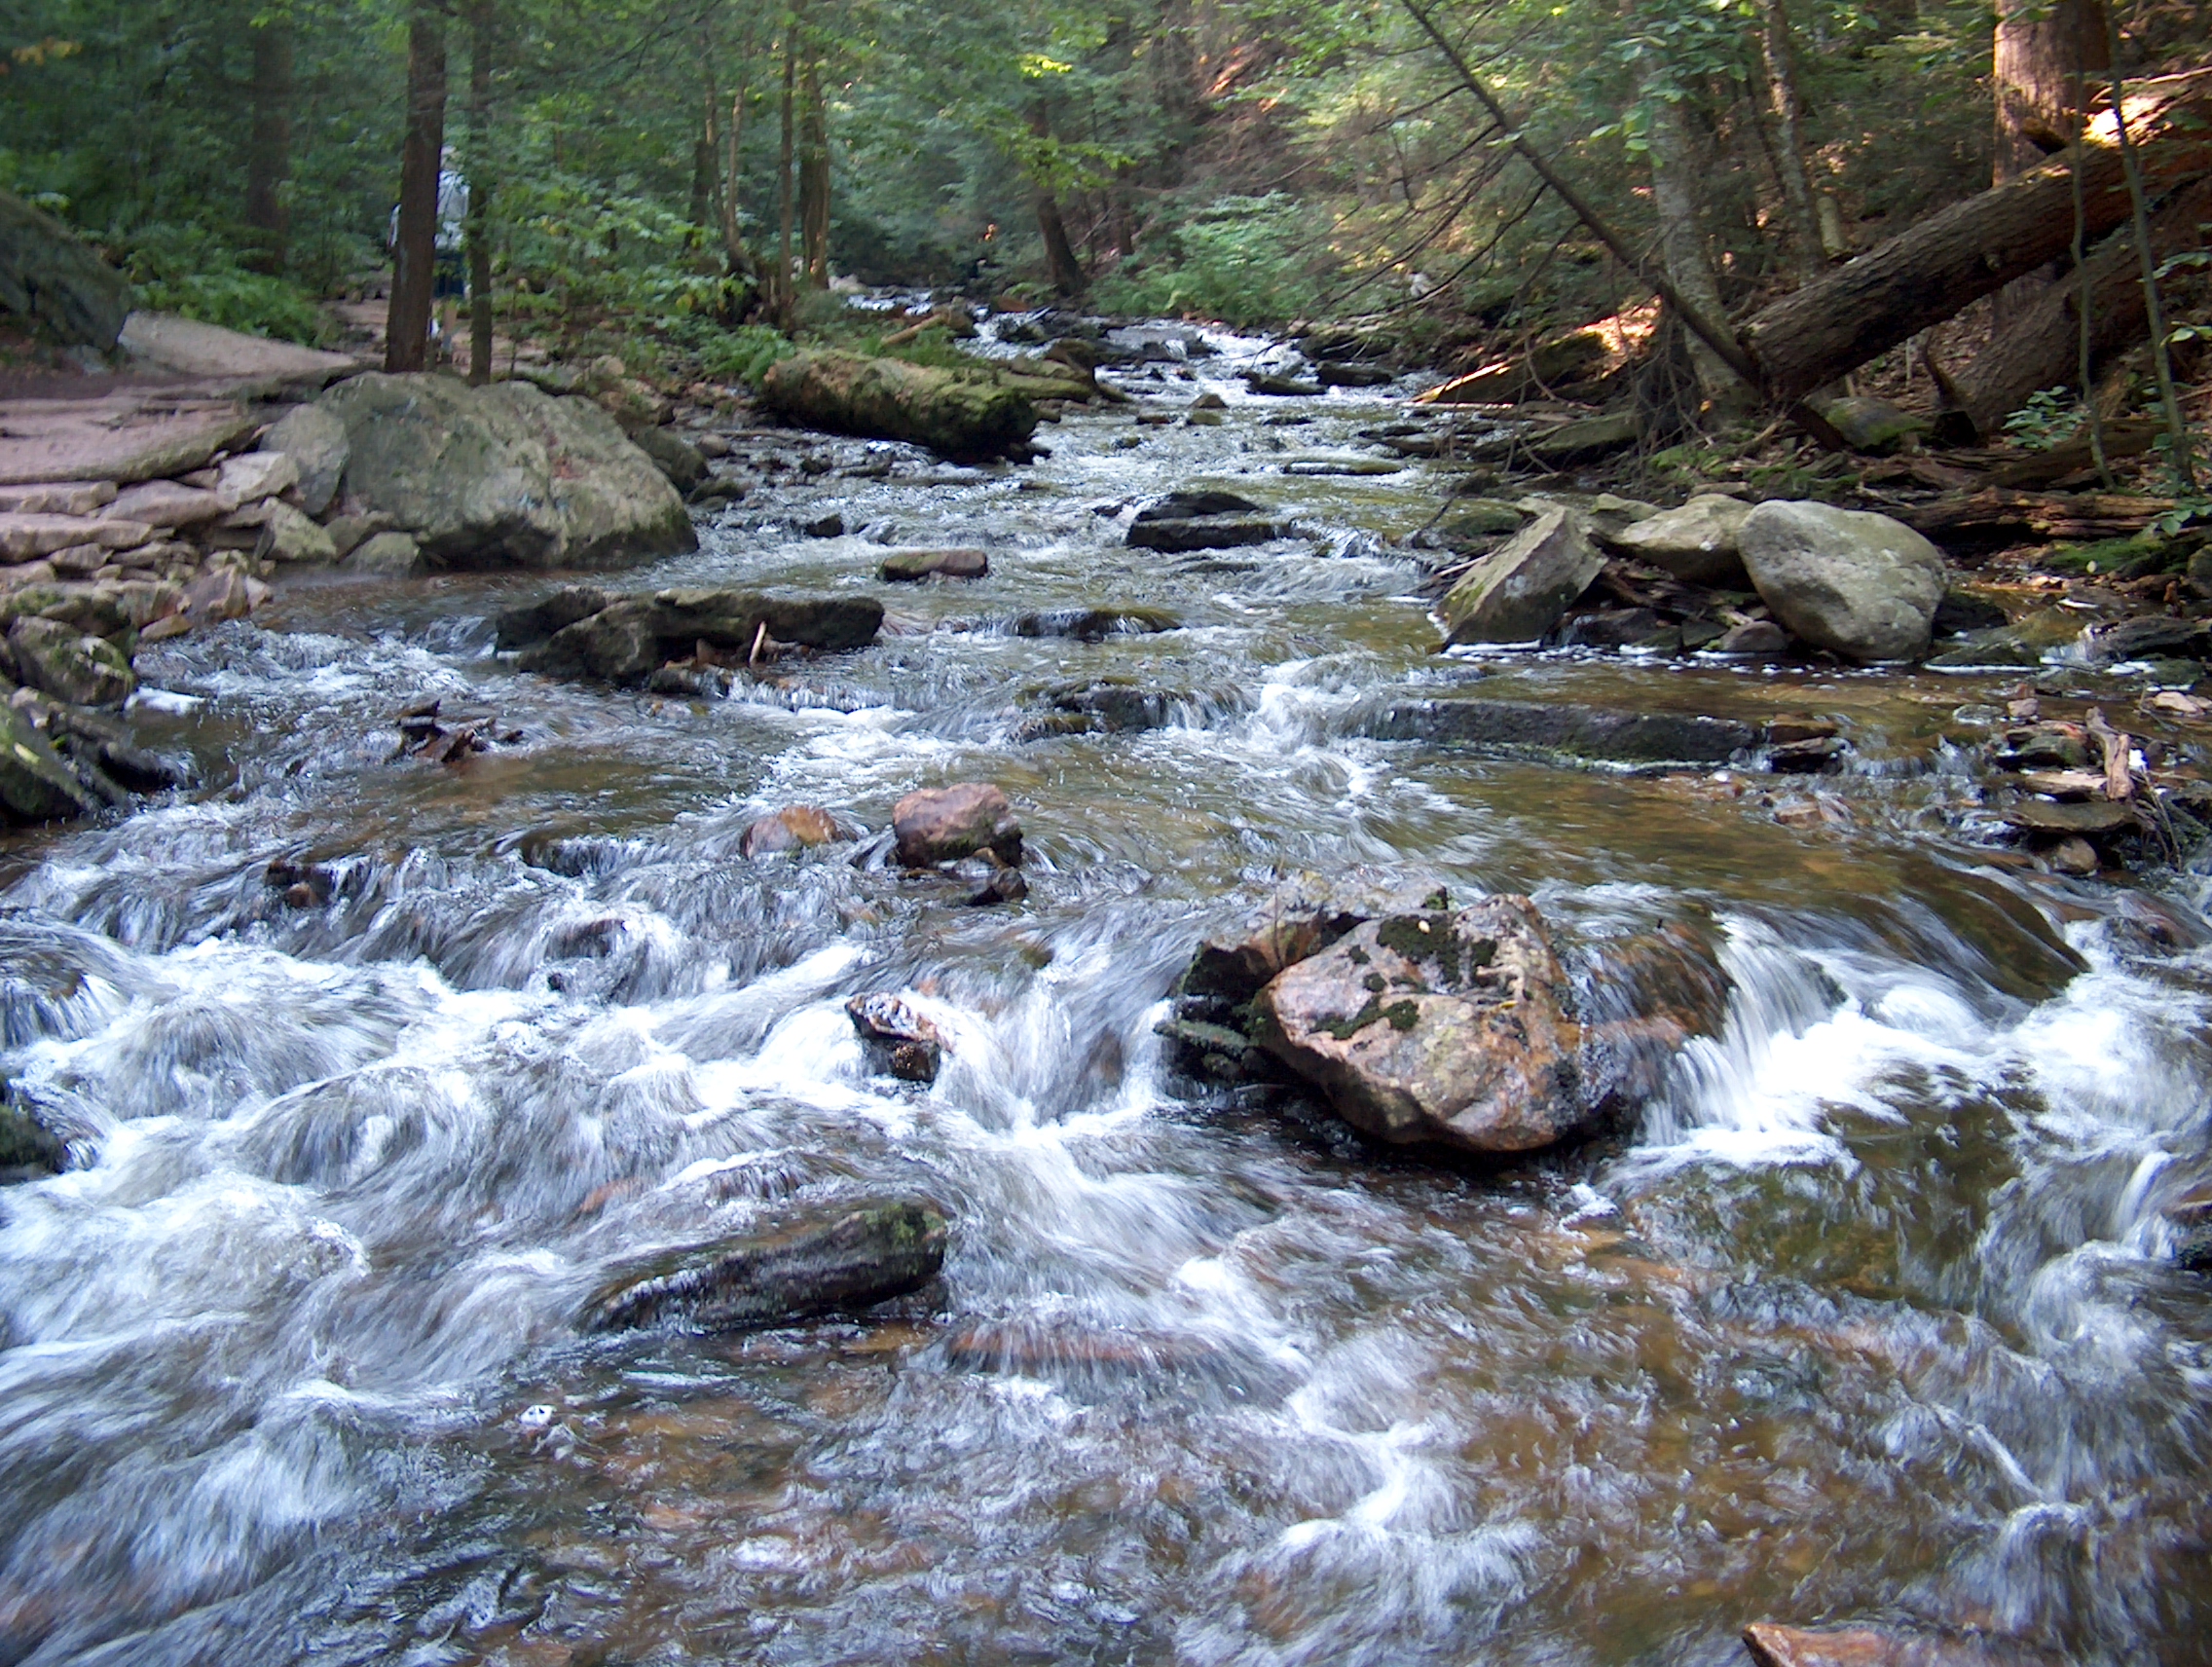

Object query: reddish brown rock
[847,993,946,1083]
[1254,896,1587,1153]
[740,804,853,857]
[891,782,1022,868]
[1742,1622,2055,1667]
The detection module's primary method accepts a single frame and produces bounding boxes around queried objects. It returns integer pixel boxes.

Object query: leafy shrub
[121,223,332,345]
[693,323,795,388]
[2002,388,2083,451]
[1091,194,1328,327]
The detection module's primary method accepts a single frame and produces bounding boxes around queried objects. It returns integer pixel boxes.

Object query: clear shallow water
[2,331,2210,1666]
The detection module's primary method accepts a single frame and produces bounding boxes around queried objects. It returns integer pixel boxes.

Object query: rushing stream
[3,322,2210,1666]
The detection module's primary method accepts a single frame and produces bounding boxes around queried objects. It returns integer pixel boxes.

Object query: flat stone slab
[2005,797,2141,836]
[1365,696,1762,767]
[0,394,254,486]
[118,311,363,394]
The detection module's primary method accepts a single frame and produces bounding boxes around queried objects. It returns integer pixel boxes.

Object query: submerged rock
[0,1093,67,1183]
[582,1201,948,1332]
[1739,500,1947,662]
[892,782,1022,867]
[760,351,1037,463]
[1013,606,1180,641]
[1741,1621,2053,1666]
[494,584,615,651]
[1254,896,1588,1154]
[513,587,883,685]
[1366,697,1761,768]
[1440,506,1604,646]
[880,547,989,581]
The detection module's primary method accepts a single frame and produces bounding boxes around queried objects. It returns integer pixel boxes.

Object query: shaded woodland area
[0,0,2202,493]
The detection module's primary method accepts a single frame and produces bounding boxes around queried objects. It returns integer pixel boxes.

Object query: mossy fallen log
[760,351,1039,462]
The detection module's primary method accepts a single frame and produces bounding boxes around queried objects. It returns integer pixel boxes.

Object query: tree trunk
[1991,0,2110,322]
[1955,176,2212,436]
[1753,0,1823,278]
[1995,0,2109,178]
[775,33,797,317]
[466,2,495,387]
[690,133,715,237]
[798,59,830,288]
[1641,75,1741,406]
[243,19,293,274]
[720,76,752,278]
[1027,101,1088,299]
[1738,68,2212,402]
[387,6,447,375]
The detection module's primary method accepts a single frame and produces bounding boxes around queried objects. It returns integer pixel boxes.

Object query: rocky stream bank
[2,301,2210,1667]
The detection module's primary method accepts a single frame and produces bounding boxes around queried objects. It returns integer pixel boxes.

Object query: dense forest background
[0,0,2205,394]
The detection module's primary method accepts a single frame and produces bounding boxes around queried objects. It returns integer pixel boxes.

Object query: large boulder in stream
[760,351,1037,463]
[315,373,695,569]
[1440,506,1604,646]
[583,1201,948,1332]
[507,585,883,685]
[1254,896,1588,1154]
[1739,500,1947,663]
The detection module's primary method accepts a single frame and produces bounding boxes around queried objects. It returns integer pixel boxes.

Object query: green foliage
[1092,195,1328,326]
[2003,388,2084,451]
[691,323,796,388]
[122,225,331,345]
[845,323,975,369]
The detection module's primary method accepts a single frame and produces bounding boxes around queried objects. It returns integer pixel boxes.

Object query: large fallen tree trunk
[1739,68,2212,403]
[760,351,1039,463]
[1955,175,2212,438]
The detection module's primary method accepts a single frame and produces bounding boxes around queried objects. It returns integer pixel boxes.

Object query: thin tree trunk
[776,30,797,318]
[1753,0,1823,279]
[1027,101,1088,298]
[244,19,293,274]
[799,58,830,288]
[1397,0,1767,393]
[1641,72,1742,406]
[690,132,715,237]
[2103,16,2196,490]
[466,2,495,387]
[721,75,751,276]
[387,5,447,375]
[2069,71,2111,483]
[1992,0,2110,323]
